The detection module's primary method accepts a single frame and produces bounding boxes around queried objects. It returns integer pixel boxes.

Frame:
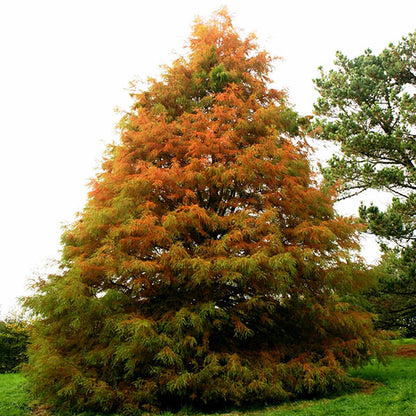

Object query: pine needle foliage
[313,31,416,335]
[25,9,387,414]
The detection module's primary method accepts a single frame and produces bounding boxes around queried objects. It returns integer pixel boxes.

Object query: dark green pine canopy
[314,30,416,336]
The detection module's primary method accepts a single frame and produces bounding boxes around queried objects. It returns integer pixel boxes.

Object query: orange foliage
[25,8,388,414]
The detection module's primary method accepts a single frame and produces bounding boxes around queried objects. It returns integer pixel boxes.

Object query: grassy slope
[2,341,416,416]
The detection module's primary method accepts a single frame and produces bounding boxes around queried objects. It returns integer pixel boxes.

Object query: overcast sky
[1,0,415,316]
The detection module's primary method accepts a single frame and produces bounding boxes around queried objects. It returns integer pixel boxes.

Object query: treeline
[0,316,28,372]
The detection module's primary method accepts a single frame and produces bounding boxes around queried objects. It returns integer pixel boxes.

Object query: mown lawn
[2,341,416,416]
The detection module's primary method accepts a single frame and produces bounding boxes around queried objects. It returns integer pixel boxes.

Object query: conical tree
[25,10,387,414]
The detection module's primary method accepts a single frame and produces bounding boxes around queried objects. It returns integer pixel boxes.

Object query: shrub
[0,317,29,373]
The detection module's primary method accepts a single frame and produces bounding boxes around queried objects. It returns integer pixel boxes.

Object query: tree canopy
[25,9,387,414]
[0,315,28,373]
[313,31,416,334]
[314,32,416,201]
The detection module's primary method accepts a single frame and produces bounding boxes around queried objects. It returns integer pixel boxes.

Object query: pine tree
[313,31,416,335]
[25,10,387,414]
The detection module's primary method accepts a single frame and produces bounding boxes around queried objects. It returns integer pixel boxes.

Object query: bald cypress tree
[25,10,387,414]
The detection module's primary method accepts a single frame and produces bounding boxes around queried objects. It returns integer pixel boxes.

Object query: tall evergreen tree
[25,10,387,414]
[313,31,416,335]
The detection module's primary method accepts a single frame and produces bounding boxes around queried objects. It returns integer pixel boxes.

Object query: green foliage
[25,9,387,415]
[364,249,416,336]
[0,317,29,373]
[313,30,416,334]
[314,32,416,200]
[209,63,231,92]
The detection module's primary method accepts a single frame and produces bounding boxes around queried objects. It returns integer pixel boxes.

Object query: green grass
[0,373,29,416]
[3,350,416,416]
[391,337,416,346]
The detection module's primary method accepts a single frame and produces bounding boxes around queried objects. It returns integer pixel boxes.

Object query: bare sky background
[1,0,415,316]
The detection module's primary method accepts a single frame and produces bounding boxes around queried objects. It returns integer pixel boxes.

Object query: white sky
[1,0,415,316]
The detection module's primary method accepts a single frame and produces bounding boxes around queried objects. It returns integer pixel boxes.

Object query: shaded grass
[3,349,416,416]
